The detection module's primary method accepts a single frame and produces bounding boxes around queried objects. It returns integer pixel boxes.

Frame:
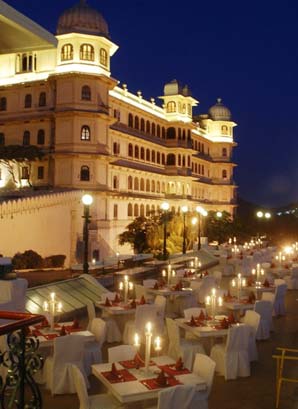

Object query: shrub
[43,254,66,268]
[12,250,43,269]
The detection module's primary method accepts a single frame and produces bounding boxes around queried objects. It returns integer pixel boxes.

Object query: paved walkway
[38,289,298,409]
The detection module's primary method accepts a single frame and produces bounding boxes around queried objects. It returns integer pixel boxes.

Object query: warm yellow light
[181,205,188,213]
[216,211,222,218]
[82,194,93,206]
[256,211,264,218]
[161,202,170,211]
[284,246,293,255]
[265,212,271,219]
[192,217,198,225]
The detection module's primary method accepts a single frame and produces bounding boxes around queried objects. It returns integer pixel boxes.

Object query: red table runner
[101,369,137,383]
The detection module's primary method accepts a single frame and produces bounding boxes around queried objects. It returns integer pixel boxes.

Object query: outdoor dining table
[175,317,229,339]
[223,298,255,319]
[146,286,193,297]
[92,355,206,404]
[245,285,275,299]
[95,301,138,316]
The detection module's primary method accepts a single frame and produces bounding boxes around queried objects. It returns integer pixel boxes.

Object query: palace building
[0,0,237,264]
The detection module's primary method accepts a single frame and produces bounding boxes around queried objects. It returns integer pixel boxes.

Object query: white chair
[273,283,287,316]
[84,318,106,375]
[86,302,96,331]
[135,284,147,299]
[284,267,298,289]
[143,279,157,288]
[88,300,121,343]
[108,345,137,363]
[242,310,260,361]
[254,300,273,340]
[148,384,205,409]
[44,335,87,395]
[71,364,122,409]
[166,318,205,371]
[193,353,216,408]
[210,324,251,380]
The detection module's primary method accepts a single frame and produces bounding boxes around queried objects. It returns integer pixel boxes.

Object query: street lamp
[161,202,170,258]
[196,206,208,250]
[82,194,93,274]
[181,205,188,254]
[256,210,271,241]
[216,211,223,218]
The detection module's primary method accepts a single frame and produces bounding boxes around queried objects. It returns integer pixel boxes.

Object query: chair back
[193,353,216,396]
[86,303,96,331]
[262,292,275,303]
[90,318,107,346]
[274,279,286,286]
[135,304,162,334]
[275,283,287,299]
[158,384,198,409]
[71,365,90,409]
[254,300,273,321]
[165,318,180,346]
[135,284,146,299]
[154,295,166,317]
[53,335,85,367]
[243,310,260,337]
[108,345,137,363]
[225,324,250,353]
[183,307,206,320]
[143,279,157,288]
[101,292,117,301]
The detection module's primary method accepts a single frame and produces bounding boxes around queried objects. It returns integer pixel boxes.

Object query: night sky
[5,0,298,207]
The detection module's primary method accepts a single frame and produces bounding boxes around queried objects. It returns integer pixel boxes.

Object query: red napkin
[134,352,145,366]
[204,271,209,276]
[174,281,183,291]
[105,297,112,307]
[228,312,235,323]
[153,282,159,290]
[175,357,183,370]
[263,279,270,288]
[72,319,80,329]
[114,293,120,303]
[130,299,137,308]
[271,262,276,268]
[156,370,167,386]
[190,315,196,326]
[248,292,256,303]
[140,295,146,305]
[111,363,118,376]
[60,325,67,336]
[198,310,205,321]
[41,318,49,327]
[221,318,229,329]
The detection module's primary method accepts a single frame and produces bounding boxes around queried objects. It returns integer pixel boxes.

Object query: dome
[208,98,231,121]
[57,0,110,38]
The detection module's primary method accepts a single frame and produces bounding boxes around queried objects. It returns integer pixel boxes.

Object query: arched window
[82,85,91,101]
[166,127,176,139]
[167,101,176,113]
[146,149,150,161]
[113,142,120,155]
[128,143,133,157]
[146,179,150,192]
[222,169,228,179]
[182,130,186,140]
[140,118,145,132]
[38,92,46,107]
[187,156,191,167]
[61,44,73,61]
[113,176,118,189]
[151,180,155,192]
[80,166,90,181]
[135,145,139,158]
[140,178,145,191]
[178,128,182,140]
[162,154,165,165]
[23,131,30,146]
[24,94,32,108]
[187,130,191,140]
[221,125,228,133]
[182,104,186,114]
[0,133,5,145]
[99,48,108,66]
[182,156,185,167]
[151,150,155,163]
[37,129,45,145]
[222,147,227,157]
[146,120,150,133]
[157,152,160,164]
[80,44,94,61]
[134,204,139,217]
[128,113,133,127]
[140,204,145,216]
[128,203,133,217]
[162,127,166,139]
[162,182,165,193]
[140,147,145,160]
[167,154,176,166]
[134,177,139,190]
[151,205,155,214]
[152,123,156,136]
[156,181,160,193]
[157,125,161,137]
[135,116,139,129]
[81,125,90,141]
[146,204,150,216]
[0,97,7,111]
[128,175,133,190]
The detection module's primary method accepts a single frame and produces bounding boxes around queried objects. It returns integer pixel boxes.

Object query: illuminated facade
[0,0,237,261]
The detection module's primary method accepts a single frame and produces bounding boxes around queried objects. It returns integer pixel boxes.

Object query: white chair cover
[86,303,96,331]
[254,300,273,339]
[108,345,137,363]
[242,310,260,361]
[213,270,222,286]
[273,283,287,316]
[193,353,216,405]
[157,385,203,409]
[197,276,216,304]
[44,335,87,394]
[166,318,205,370]
[84,318,106,374]
[284,268,298,289]
[210,324,250,380]
[154,295,166,319]
[88,298,121,344]
[0,278,28,311]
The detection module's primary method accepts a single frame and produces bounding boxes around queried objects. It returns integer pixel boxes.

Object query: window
[80,44,94,61]
[140,118,145,132]
[167,154,176,166]
[151,151,155,163]
[80,166,90,181]
[151,180,155,192]
[134,204,139,217]
[157,181,160,193]
[0,133,5,145]
[0,97,7,111]
[100,48,108,66]
[221,125,228,133]
[146,204,150,216]
[128,203,133,217]
[23,131,30,146]
[157,125,160,137]
[61,44,73,61]
[134,146,139,159]
[16,53,36,73]
[152,123,155,136]
[166,127,176,139]
[134,177,139,190]
[178,155,181,166]
[162,154,165,165]
[37,129,45,145]
[128,113,133,127]
[39,92,46,107]
[140,204,144,216]
[222,148,227,157]
[222,169,228,179]
[81,125,90,141]
[113,204,118,219]
[146,120,150,133]
[21,166,29,179]
[167,101,176,113]
[37,166,44,180]
[135,116,139,130]
[146,180,150,192]
[128,176,133,190]
[113,142,120,155]
[24,94,32,108]
[82,85,91,101]
[128,143,133,157]
[162,127,166,139]
[140,147,145,160]
[157,152,160,164]
[140,178,145,191]
[113,176,118,189]
[146,149,150,161]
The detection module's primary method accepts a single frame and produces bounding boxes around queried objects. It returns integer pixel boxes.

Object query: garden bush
[12,250,66,269]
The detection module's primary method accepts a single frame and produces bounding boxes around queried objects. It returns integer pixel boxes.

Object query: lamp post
[161,202,170,258]
[82,194,93,274]
[256,210,271,241]
[196,206,208,250]
[181,205,188,254]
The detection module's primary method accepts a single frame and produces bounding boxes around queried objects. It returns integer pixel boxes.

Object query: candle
[57,302,62,313]
[129,282,134,291]
[43,301,48,311]
[50,292,55,301]
[92,258,96,265]
[134,333,140,348]
[145,322,152,373]
[162,269,166,277]
[119,282,123,291]
[154,336,162,351]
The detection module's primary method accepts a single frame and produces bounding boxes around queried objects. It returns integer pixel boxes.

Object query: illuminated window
[80,166,90,181]
[81,126,90,141]
[16,53,36,73]
[82,85,91,101]
[39,92,46,107]
[23,131,30,146]
[0,133,5,145]
[37,166,44,180]
[167,101,176,113]
[37,129,45,145]
[80,44,94,61]
[100,48,108,66]
[0,97,7,111]
[24,94,32,108]
[21,166,29,179]
[61,44,73,61]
